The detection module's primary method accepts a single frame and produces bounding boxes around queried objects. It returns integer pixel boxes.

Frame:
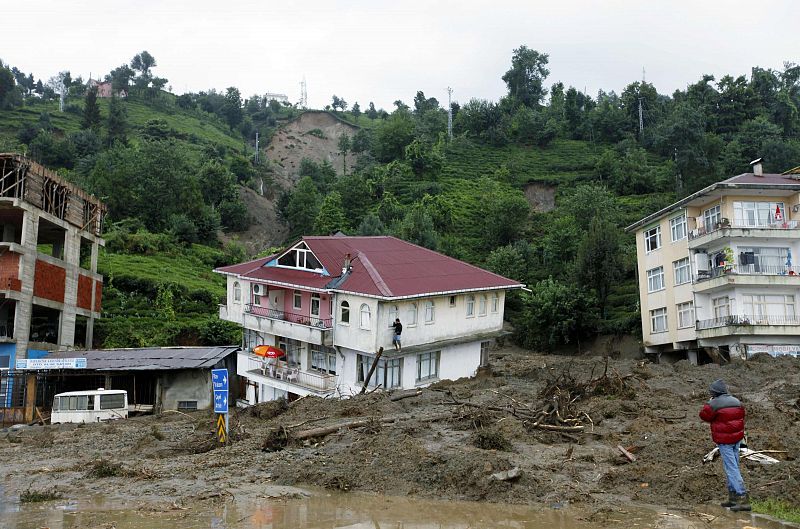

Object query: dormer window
[276,242,324,271]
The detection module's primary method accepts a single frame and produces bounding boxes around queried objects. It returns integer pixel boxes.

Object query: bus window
[87,395,95,410]
[100,393,125,409]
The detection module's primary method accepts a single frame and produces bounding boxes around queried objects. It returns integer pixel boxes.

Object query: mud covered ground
[2,345,799,520]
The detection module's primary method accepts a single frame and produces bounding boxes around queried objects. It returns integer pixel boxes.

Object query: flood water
[0,488,790,529]
[0,489,607,529]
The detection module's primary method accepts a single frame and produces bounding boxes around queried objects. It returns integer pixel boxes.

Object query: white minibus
[51,388,128,424]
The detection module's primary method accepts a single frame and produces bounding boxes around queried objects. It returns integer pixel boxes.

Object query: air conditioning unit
[252,284,264,295]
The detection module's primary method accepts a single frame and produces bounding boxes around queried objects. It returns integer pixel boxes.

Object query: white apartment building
[215,235,523,403]
[627,161,800,361]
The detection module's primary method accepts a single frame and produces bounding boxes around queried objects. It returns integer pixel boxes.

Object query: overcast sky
[3,1,798,110]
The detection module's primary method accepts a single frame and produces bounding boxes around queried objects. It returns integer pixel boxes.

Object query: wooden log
[617,444,637,462]
[293,416,397,440]
[360,347,384,394]
[390,390,422,402]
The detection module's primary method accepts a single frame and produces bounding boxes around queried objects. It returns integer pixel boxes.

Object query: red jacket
[699,394,745,445]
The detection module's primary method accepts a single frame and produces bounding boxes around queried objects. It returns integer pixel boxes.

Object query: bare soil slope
[266,111,359,189]
[3,346,799,519]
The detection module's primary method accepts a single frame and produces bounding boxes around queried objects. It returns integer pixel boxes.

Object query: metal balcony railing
[245,355,336,391]
[245,304,332,329]
[689,219,799,241]
[697,314,800,330]
[695,264,800,282]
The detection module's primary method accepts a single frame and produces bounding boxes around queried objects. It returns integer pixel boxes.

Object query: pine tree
[81,87,102,131]
[106,95,128,146]
[313,192,347,235]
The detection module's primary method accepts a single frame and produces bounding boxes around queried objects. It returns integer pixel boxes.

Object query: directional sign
[212,368,229,414]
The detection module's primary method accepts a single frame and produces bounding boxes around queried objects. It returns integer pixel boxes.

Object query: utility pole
[447,87,453,140]
[300,76,307,109]
[638,67,646,138]
[254,131,259,164]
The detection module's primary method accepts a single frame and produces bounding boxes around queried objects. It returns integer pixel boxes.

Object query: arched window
[388,305,399,327]
[479,295,487,316]
[340,301,350,324]
[360,304,371,329]
[407,303,418,326]
[424,300,435,323]
[491,292,500,313]
[233,281,241,303]
[466,295,475,317]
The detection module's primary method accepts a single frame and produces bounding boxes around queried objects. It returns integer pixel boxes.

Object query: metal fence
[245,304,332,328]
[697,314,800,330]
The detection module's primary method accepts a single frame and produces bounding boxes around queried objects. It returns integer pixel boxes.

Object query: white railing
[695,264,800,282]
[689,219,799,241]
[245,355,336,391]
[697,314,800,330]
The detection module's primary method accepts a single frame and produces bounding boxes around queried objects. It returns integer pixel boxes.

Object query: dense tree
[576,216,622,316]
[313,191,348,235]
[367,102,378,119]
[501,45,550,108]
[81,86,102,131]
[373,109,416,162]
[222,87,243,130]
[285,177,322,237]
[338,133,351,174]
[106,96,128,146]
[351,102,361,122]
[107,64,134,94]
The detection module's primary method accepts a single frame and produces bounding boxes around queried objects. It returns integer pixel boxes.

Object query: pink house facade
[87,79,127,98]
[215,235,523,403]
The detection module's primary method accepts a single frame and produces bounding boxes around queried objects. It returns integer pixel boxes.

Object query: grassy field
[0,95,244,153]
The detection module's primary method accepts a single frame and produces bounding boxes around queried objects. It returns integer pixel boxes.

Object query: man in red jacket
[699,379,750,511]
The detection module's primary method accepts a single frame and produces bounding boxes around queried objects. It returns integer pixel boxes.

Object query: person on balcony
[699,379,750,512]
[392,318,403,352]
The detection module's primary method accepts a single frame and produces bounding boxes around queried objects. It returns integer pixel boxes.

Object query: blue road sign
[212,368,229,414]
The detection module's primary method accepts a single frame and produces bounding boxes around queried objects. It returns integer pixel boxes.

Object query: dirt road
[2,345,798,519]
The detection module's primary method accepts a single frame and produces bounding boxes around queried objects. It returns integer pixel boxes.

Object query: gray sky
[3,0,798,110]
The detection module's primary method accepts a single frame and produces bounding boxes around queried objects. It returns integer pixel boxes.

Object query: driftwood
[360,347,384,394]
[294,416,397,440]
[703,447,783,465]
[390,390,423,402]
[617,444,637,462]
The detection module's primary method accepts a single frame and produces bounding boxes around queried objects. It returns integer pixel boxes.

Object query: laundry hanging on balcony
[253,345,285,358]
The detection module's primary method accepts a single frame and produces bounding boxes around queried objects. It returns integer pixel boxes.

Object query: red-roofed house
[626,159,800,362]
[215,235,523,403]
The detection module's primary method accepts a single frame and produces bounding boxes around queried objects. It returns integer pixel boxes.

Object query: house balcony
[240,304,333,346]
[239,353,337,395]
[693,264,800,292]
[688,220,800,249]
[696,314,800,339]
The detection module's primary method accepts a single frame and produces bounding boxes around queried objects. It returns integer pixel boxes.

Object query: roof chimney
[342,253,352,274]
[750,157,764,176]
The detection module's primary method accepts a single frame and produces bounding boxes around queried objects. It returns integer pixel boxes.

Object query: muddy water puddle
[0,489,792,529]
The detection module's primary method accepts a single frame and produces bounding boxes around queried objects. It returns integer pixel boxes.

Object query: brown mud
[2,345,799,524]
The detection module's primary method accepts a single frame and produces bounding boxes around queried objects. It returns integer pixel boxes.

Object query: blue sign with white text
[212,368,229,414]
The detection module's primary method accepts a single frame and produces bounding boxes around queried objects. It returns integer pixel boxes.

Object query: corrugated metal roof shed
[46,346,240,371]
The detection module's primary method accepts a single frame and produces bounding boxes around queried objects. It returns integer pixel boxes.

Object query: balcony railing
[689,219,799,241]
[697,314,800,330]
[695,264,800,282]
[245,304,332,329]
[245,355,336,392]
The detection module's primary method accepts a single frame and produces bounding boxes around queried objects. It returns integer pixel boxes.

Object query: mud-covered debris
[490,467,521,482]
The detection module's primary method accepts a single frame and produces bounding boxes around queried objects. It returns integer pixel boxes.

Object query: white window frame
[670,214,687,242]
[677,301,694,329]
[360,303,371,330]
[491,292,499,313]
[644,226,661,253]
[647,266,665,293]
[466,295,475,317]
[293,290,302,310]
[673,258,691,286]
[311,293,321,317]
[416,351,440,382]
[733,201,786,228]
[712,296,730,319]
[650,307,668,334]
[340,301,350,325]
[424,300,435,324]
[407,303,418,326]
[703,204,721,229]
[387,305,399,328]
[478,295,487,316]
[233,281,241,303]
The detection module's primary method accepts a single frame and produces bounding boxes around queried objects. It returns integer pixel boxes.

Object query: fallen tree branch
[390,390,422,402]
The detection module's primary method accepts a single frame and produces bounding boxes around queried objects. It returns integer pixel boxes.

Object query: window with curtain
[407,303,418,326]
[466,295,475,317]
[360,304,371,329]
[233,282,241,303]
[424,301,435,323]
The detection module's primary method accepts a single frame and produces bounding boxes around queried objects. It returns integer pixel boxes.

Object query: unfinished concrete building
[0,153,106,376]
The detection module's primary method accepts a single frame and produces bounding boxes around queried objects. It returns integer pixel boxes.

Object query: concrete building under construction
[0,153,106,388]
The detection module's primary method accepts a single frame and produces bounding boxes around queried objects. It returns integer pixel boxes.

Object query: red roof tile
[216,236,522,298]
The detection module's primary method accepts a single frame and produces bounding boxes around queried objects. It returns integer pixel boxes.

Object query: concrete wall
[159,370,213,411]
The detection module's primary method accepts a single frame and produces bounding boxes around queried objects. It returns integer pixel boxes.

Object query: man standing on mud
[699,379,750,512]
